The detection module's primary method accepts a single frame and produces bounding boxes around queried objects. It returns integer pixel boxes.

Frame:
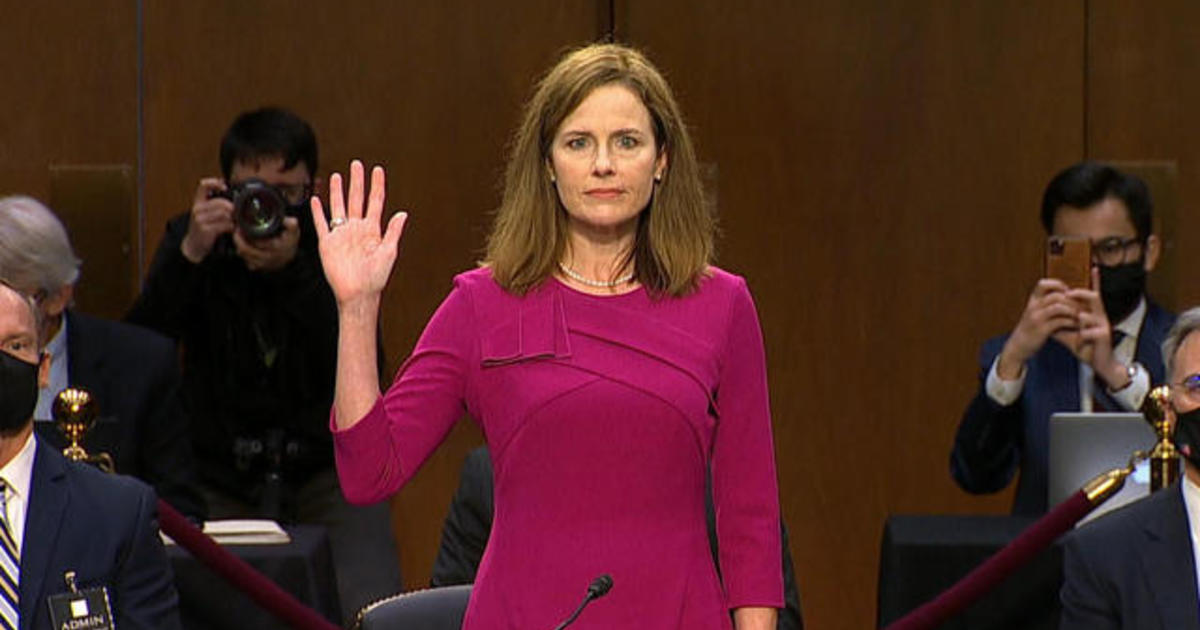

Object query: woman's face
[548,83,667,241]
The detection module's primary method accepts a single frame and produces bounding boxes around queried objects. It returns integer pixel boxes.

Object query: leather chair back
[354,584,472,630]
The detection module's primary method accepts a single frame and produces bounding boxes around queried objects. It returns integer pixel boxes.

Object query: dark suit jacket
[33,311,205,520]
[951,300,1174,515]
[21,437,181,630]
[430,447,805,629]
[126,212,341,502]
[1060,482,1200,630]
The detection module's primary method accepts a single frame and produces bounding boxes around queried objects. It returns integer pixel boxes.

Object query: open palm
[311,160,408,305]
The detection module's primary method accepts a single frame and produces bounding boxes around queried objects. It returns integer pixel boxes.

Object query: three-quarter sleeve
[710,279,785,609]
[332,280,479,504]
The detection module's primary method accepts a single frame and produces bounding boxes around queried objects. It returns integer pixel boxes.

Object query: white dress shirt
[34,317,69,423]
[986,297,1149,411]
[0,432,38,553]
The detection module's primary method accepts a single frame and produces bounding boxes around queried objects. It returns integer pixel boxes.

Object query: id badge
[47,571,114,630]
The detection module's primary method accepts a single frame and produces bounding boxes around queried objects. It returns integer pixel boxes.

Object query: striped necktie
[0,480,19,630]
[1091,330,1132,412]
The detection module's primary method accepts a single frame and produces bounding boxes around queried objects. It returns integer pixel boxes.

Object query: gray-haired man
[0,196,205,520]
[1061,306,1200,629]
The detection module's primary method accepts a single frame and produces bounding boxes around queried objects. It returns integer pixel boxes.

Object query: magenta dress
[333,267,783,629]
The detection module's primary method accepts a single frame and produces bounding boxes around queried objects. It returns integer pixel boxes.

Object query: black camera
[209,179,290,240]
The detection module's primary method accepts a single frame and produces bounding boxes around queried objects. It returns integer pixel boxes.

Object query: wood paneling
[141,0,605,591]
[49,165,139,319]
[1107,162,1179,312]
[622,3,1084,628]
[29,3,1200,627]
[0,3,137,299]
[1088,1,1200,312]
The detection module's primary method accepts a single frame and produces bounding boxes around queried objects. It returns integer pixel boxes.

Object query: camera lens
[233,180,286,239]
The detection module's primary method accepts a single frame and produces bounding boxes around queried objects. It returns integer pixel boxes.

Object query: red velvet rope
[157,499,341,630]
[882,490,1094,630]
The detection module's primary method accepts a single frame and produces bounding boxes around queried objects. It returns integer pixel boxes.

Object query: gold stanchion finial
[51,388,115,473]
[1144,385,1181,491]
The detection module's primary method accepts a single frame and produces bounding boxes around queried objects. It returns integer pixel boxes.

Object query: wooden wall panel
[1088,0,1200,312]
[621,2,1084,628]
[1107,162,1179,312]
[50,165,139,319]
[0,3,137,307]
[27,3,1190,626]
[141,1,605,590]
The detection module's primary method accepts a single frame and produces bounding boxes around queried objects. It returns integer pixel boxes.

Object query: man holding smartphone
[950,161,1175,515]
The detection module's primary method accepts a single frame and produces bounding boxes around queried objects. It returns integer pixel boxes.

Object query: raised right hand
[310,160,408,307]
[180,178,235,263]
[996,278,1079,379]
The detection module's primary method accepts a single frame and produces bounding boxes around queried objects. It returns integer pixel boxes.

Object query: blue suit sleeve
[950,337,1023,494]
[113,487,182,630]
[1059,532,1121,630]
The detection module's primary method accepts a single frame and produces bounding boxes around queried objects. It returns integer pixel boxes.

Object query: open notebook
[161,519,290,545]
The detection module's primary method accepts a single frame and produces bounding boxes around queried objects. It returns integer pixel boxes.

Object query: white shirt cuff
[1109,362,1151,411]
[986,355,1025,406]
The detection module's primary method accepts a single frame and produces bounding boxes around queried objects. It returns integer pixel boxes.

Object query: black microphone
[553,574,613,630]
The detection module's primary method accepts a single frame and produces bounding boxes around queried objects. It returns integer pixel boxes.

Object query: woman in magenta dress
[312,43,783,629]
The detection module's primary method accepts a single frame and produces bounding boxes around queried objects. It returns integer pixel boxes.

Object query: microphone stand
[553,575,613,630]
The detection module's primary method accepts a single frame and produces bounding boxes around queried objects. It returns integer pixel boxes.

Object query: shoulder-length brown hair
[484,43,714,297]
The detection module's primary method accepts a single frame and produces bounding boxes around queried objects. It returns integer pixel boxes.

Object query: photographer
[127,107,402,622]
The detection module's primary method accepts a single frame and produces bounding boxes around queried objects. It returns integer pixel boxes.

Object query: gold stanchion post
[1144,385,1180,491]
[51,388,115,473]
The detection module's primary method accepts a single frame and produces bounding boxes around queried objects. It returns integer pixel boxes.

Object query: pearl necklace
[557,262,634,288]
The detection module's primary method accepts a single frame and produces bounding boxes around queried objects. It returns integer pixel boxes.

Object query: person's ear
[37,351,50,389]
[1144,234,1161,272]
[41,284,73,319]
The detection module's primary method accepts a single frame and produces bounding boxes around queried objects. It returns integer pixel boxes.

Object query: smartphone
[1045,236,1092,289]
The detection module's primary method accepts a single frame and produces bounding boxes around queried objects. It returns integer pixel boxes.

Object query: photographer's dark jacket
[126,210,339,502]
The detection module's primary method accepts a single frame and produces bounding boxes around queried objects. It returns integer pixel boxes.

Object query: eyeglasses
[274,182,314,205]
[1091,236,1143,267]
[1169,373,1200,407]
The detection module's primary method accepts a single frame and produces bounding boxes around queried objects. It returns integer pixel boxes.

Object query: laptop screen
[1048,412,1160,524]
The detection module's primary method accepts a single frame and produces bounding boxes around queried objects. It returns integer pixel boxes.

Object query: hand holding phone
[996,240,1092,378]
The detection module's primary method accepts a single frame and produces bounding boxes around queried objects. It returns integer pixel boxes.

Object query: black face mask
[0,350,38,433]
[1099,260,1146,324]
[1174,407,1200,470]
